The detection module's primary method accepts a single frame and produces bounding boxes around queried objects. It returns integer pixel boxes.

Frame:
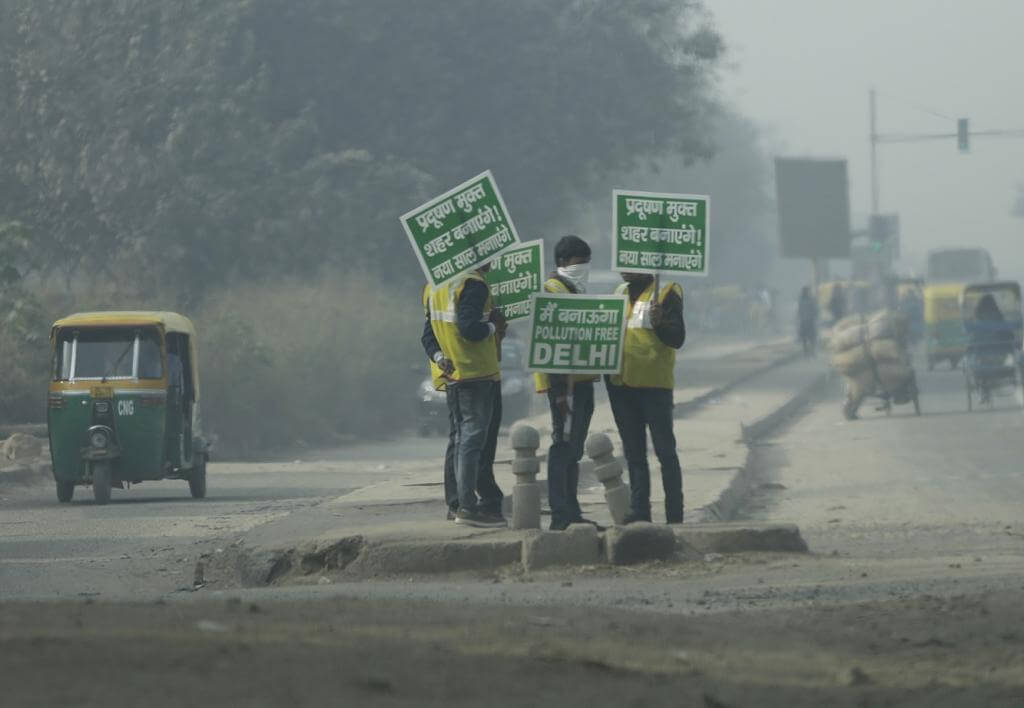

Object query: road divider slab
[605,522,677,565]
[522,524,602,571]
[222,520,811,586]
[675,522,808,554]
[214,340,827,587]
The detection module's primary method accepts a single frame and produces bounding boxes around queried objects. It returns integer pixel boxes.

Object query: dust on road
[2,589,1023,707]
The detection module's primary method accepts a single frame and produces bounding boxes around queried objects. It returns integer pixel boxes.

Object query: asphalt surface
[4,348,1024,705]
[0,334,774,600]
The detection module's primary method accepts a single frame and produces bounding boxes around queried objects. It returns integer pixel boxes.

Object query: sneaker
[446,508,457,521]
[454,508,507,528]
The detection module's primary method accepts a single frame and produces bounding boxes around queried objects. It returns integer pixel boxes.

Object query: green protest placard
[485,239,544,321]
[612,190,710,276]
[401,170,521,288]
[526,293,628,375]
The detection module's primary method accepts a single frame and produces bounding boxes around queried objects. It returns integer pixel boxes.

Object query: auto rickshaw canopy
[923,283,965,322]
[50,311,200,401]
[959,281,1022,319]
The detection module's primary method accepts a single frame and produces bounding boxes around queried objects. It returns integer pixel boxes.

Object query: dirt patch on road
[2,589,1023,706]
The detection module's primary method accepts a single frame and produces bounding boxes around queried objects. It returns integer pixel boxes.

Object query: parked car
[415,337,532,437]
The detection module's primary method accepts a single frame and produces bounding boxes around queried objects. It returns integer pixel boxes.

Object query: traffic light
[957,118,969,152]
[869,213,898,243]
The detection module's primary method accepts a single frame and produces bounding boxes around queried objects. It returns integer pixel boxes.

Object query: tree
[0,0,725,296]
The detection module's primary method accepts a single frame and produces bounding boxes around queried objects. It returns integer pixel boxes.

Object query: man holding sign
[422,264,508,528]
[532,236,602,531]
[607,272,686,525]
[407,171,522,527]
[608,189,701,525]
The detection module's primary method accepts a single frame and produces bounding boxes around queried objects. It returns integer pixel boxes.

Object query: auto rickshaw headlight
[89,429,110,450]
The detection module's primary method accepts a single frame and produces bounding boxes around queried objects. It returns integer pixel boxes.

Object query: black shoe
[484,511,509,528]
[446,508,457,521]
[571,517,606,532]
[620,510,651,525]
[455,508,507,528]
[549,518,570,531]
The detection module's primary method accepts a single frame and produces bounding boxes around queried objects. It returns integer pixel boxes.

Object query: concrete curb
[225,520,809,586]
[674,347,803,419]
[675,522,808,554]
[702,370,831,523]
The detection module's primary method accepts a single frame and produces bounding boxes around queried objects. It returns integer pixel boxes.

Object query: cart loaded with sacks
[830,310,921,420]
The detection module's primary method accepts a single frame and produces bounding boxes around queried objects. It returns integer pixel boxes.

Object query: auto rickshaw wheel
[188,456,207,499]
[56,480,74,503]
[91,462,112,505]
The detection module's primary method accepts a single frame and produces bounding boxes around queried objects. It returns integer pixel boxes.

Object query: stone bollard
[510,424,542,530]
[585,433,630,525]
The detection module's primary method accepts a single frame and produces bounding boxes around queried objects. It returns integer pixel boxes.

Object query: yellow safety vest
[422,284,448,391]
[610,281,683,389]
[533,276,601,393]
[428,272,500,383]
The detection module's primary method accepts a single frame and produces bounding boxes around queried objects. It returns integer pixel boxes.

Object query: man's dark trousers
[443,398,457,514]
[606,382,683,522]
[477,379,504,514]
[547,381,595,526]
[445,380,503,514]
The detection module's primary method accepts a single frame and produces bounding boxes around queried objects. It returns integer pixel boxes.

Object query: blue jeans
[547,381,595,525]
[606,382,683,522]
[448,380,503,512]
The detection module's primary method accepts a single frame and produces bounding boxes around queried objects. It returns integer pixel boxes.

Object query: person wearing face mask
[422,263,508,528]
[533,235,602,530]
[606,271,686,524]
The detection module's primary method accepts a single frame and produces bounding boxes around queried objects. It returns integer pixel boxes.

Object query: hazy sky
[707,0,1024,280]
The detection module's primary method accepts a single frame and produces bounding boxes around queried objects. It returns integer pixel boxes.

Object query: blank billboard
[774,158,851,259]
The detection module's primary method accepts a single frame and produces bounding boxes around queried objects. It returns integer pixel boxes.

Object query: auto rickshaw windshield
[54,327,163,381]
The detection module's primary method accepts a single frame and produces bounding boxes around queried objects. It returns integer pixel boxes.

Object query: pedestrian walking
[829,283,847,324]
[606,272,686,524]
[421,267,507,528]
[797,286,818,356]
[533,235,602,531]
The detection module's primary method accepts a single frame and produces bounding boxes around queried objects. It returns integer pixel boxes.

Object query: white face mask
[557,263,590,293]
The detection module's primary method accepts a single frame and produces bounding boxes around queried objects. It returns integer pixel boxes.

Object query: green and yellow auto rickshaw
[47,311,209,504]
[924,283,967,370]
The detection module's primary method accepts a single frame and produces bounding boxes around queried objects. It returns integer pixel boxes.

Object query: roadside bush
[194,274,422,457]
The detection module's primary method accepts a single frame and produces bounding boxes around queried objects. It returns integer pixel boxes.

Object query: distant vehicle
[960,281,1024,411]
[416,337,532,437]
[926,248,996,284]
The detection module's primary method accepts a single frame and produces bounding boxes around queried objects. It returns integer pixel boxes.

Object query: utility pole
[869,87,879,216]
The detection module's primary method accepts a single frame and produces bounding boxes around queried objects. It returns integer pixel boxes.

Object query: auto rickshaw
[47,311,209,504]
[960,282,1024,410]
[923,283,967,370]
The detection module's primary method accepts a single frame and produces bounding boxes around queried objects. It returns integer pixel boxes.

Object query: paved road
[5,352,1024,705]
[0,335,780,600]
